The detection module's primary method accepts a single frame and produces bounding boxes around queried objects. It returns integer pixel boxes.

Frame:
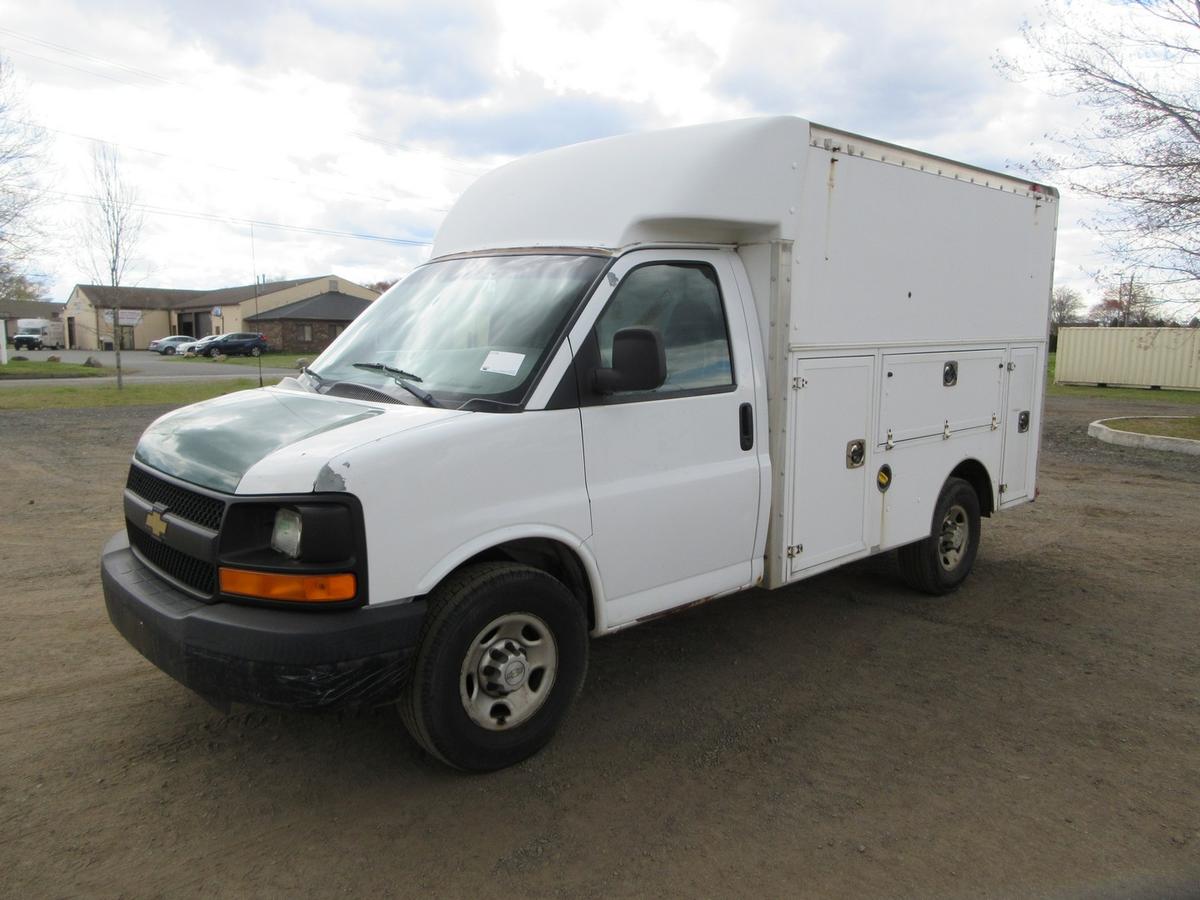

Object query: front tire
[401,562,588,771]
[897,476,981,595]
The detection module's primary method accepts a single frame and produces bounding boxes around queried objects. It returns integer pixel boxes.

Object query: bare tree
[1086,277,1171,326]
[0,55,47,292]
[82,143,143,387]
[1000,1,1200,314]
[1050,286,1083,331]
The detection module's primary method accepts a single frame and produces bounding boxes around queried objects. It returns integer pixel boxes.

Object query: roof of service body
[431,116,811,258]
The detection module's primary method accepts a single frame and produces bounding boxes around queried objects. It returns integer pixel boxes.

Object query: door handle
[846,439,866,468]
[739,402,754,451]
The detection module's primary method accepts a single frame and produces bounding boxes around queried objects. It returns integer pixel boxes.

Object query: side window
[593,262,733,396]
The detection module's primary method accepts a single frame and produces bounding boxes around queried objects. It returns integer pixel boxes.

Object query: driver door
[570,250,762,628]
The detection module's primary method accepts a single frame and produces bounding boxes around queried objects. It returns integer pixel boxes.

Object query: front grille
[127,522,217,595]
[126,465,225,530]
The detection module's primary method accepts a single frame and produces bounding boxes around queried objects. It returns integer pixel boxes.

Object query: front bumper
[101,531,426,710]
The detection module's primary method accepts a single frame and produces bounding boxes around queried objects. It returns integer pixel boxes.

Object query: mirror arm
[592,367,621,394]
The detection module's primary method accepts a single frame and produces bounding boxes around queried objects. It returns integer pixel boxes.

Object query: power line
[45,188,433,246]
[24,120,449,210]
[347,130,490,178]
[0,43,151,89]
[0,25,177,84]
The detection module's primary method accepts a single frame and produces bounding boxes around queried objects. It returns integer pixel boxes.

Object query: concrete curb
[1088,417,1200,456]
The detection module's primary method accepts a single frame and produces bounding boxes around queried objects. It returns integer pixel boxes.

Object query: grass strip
[0,378,279,410]
[1047,352,1200,406]
[0,360,107,379]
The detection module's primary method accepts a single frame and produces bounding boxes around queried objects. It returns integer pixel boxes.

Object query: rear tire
[400,562,588,771]
[897,476,981,595]
[250,346,262,357]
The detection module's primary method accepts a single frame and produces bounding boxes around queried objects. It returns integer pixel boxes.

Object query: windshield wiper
[351,362,440,407]
[352,362,423,382]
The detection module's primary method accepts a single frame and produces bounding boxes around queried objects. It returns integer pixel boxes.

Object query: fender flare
[414,524,611,634]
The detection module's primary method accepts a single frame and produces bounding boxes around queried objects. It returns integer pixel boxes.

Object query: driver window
[593,262,733,396]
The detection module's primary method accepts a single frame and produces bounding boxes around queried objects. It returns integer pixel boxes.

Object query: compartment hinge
[786,544,803,558]
[793,376,808,390]
[942,420,951,440]
[991,413,998,431]
[999,483,1008,494]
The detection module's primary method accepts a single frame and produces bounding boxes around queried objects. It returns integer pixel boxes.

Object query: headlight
[270,508,303,558]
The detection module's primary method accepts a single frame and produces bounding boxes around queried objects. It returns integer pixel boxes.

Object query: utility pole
[251,225,263,388]
[114,279,124,389]
[1118,273,1129,327]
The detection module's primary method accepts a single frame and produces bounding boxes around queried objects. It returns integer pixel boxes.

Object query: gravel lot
[1,391,1197,898]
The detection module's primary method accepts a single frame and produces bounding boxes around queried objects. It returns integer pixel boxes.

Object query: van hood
[134,387,462,494]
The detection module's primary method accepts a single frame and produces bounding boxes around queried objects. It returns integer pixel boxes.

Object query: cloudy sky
[1,0,1107,302]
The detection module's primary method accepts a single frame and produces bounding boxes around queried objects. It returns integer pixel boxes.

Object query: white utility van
[13,318,64,351]
[102,117,1057,770]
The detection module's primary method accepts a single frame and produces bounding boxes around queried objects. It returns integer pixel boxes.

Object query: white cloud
[495,0,745,122]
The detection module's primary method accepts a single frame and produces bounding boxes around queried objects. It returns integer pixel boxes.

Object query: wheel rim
[459,612,557,731]
[938,503,969,571]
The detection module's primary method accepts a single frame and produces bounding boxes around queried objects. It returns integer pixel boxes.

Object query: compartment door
[1000,347,1038,506]
[788,356,875,577]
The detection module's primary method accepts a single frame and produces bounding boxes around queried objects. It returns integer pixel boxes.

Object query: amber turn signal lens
[219,567,356,602]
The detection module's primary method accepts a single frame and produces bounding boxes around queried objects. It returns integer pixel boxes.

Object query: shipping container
[1057,327,1200,391]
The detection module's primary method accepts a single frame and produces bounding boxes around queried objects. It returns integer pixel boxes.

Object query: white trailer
[13,318,65,351]
[103,116,1057,770]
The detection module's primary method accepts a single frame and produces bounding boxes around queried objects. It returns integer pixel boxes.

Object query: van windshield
[310,254,607,408]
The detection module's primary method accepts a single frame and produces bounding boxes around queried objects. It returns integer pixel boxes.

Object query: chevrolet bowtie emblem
[145,510,168,539]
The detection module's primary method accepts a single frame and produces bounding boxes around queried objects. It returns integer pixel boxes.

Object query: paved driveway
[1,348,294,383]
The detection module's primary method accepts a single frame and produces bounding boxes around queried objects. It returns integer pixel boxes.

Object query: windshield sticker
[480,350,525,377]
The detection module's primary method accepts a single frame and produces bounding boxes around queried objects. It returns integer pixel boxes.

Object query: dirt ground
[1,391,1198,898]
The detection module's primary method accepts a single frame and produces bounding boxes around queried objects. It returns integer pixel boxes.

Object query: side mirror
[593,327,667,394]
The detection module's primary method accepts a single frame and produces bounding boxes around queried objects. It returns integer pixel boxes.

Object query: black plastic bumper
[101,531,426,710]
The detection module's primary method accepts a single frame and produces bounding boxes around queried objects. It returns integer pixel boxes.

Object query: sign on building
[102,310,143,326]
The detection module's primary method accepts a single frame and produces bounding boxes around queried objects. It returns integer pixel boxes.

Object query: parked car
[148,335,194,355]
[177,334,221,355]
[200,332,269,357]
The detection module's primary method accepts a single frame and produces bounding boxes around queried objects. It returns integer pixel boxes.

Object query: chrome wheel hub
[482,641,529,693]
[460,612,557,731]
[938,503,969,571]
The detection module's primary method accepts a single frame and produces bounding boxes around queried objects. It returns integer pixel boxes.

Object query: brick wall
[255,320,348,355]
